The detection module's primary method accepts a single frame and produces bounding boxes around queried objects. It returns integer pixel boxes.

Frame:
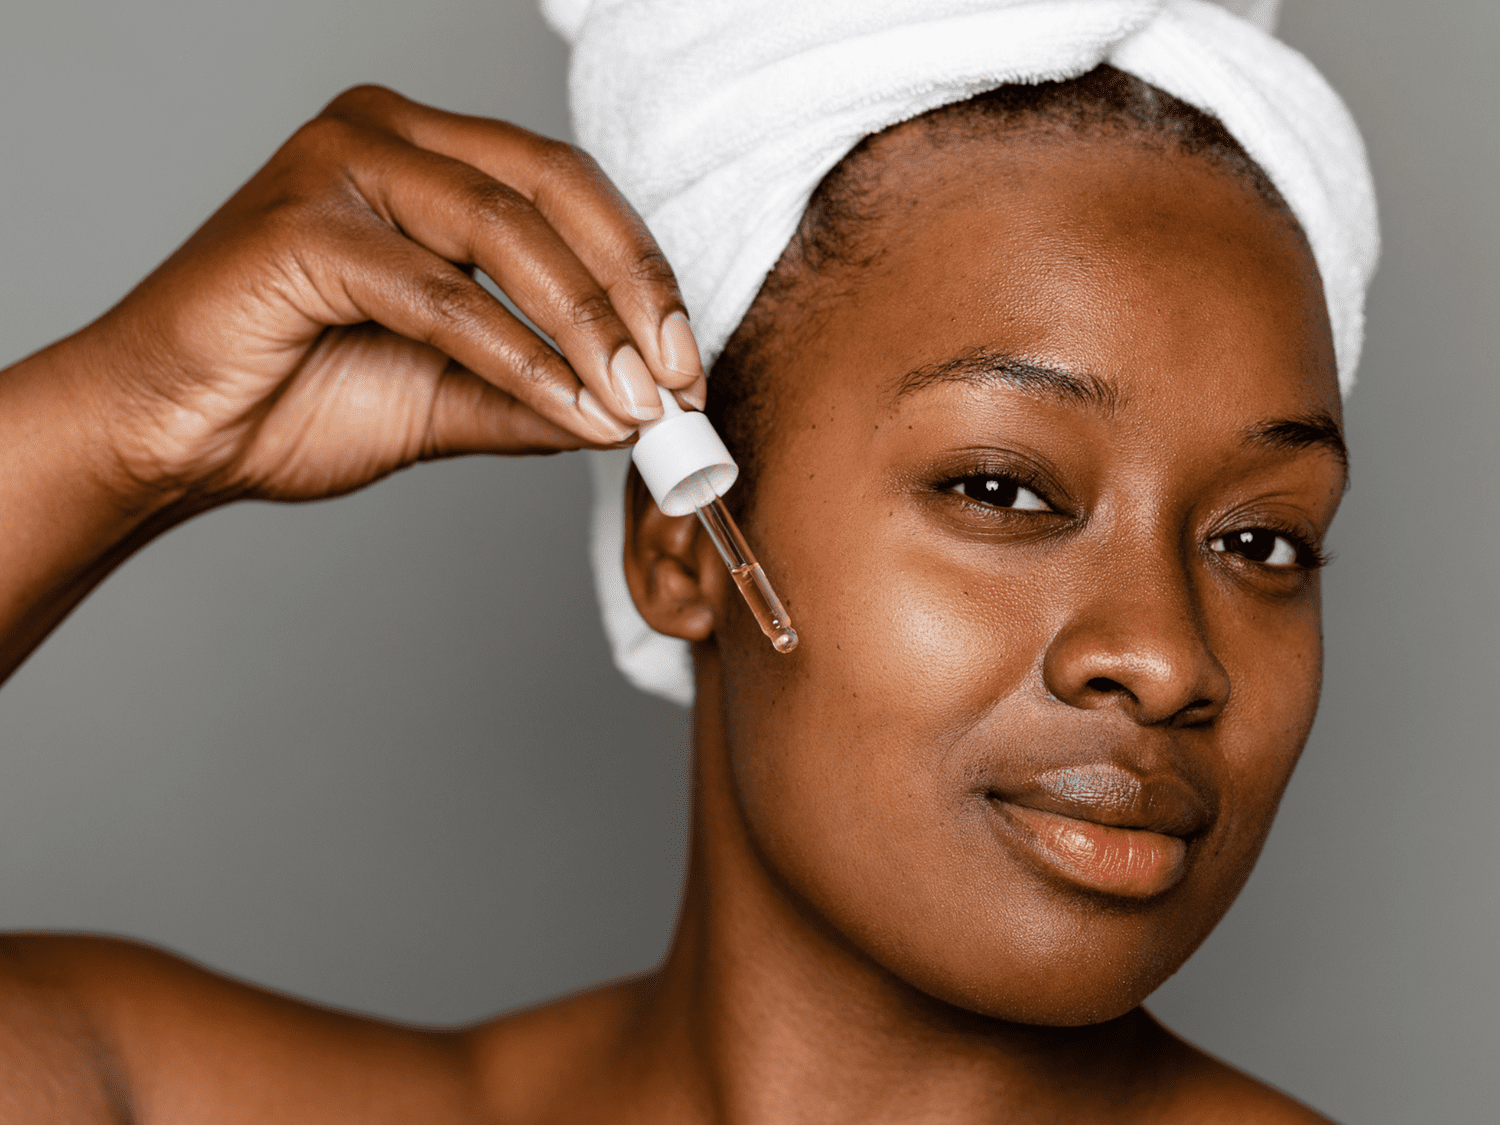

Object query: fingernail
[678,375,708,411]
[577,387,636,443]
[658,310,704,381]
[609,345,664,422]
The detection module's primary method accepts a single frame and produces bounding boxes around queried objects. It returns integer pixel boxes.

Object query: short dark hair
[705,64,1293,511]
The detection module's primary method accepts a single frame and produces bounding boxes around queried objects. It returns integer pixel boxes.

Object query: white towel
[542,0,1380,706]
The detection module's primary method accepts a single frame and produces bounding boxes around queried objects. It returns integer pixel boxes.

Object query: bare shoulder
[461,974,650,1120]
[0,933,481,1124]
[1148,1016,1336,1124]
[0,936,133,1122]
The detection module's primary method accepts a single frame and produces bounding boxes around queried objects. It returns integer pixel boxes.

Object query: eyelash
[938,468,1063,518]
[1210,522,1330,571]
[939,471,1328,571]
[944,472,1054,513]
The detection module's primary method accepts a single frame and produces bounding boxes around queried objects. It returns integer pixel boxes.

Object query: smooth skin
[0,90,1341,1123]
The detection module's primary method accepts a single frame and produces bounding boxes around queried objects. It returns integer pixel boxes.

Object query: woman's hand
[83,83,706,506]
[0,85,705,678]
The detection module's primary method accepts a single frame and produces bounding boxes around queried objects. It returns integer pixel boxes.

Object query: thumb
[422,363,604,458]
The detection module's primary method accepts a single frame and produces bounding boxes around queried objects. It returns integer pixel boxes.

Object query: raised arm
[0,84,705,683]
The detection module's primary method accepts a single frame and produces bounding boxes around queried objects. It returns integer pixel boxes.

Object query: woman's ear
[623,465,724,642]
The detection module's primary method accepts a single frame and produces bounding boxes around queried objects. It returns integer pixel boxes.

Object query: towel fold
[542,0,1380,706]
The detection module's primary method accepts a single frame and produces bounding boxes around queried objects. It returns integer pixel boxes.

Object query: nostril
[1172,697,1221,727]
[1086,676,1129,695]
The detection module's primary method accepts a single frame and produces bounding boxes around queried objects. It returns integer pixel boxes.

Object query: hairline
[707,67,1312,514]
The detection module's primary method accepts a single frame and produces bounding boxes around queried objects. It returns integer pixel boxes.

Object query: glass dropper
[695,496,798,653]
[630,390,798,655]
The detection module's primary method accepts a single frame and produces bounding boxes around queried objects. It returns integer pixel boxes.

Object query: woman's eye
[950,475,1052,511]
[1210,528,1304,568]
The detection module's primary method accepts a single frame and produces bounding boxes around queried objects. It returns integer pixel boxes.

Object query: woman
[0,1,1373,1120]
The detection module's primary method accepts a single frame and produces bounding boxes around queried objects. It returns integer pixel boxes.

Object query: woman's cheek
[1217,606,1324,857]
[1216,586,1325,772]
[736,541,1040,866]
[804,530,1039,739]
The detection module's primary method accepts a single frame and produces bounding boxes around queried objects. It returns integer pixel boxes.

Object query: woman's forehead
[787,129,1340,425]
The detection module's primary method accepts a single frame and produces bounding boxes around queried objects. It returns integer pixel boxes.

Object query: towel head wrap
[543,0,1380,706]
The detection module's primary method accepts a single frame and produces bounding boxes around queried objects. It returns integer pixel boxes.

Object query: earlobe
[623,465,723,643]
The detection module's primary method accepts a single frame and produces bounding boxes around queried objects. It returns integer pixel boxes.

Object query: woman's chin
[863,901,1199,1029]
[908,961,1170,1028]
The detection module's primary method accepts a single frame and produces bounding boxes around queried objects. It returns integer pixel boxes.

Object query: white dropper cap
[631,391,739,517]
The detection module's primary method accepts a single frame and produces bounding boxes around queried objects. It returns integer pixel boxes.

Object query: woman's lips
[985,765,1212,899]
[994,802,1189,898]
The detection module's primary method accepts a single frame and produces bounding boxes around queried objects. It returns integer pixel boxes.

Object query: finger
[422,361,625,458]
[475,136,707,392]
[299,209,637,446]
[341,136,667,427]
[325,88,707,394]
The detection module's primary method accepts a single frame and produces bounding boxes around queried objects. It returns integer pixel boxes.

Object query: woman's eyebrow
[1244,413,1348,470]
[891,347,1121,412]
[892,352,1347,467]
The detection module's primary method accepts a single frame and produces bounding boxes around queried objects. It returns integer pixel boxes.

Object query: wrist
[48,319,205,520]
[0,333,202,681]
[1,329,193,530]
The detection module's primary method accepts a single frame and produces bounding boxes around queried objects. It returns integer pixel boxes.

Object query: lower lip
[994,802,1189,899]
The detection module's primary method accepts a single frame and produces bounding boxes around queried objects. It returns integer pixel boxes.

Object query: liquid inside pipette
[695,497,798,653]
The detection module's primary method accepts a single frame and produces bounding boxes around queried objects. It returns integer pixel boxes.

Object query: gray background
[0,1,1493,1120]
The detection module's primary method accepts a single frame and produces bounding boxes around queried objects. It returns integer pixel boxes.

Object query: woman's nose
[1040,566,1231,728]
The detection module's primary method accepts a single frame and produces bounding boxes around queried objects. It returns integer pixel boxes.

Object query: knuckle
[533,138,598,184]
[464,179,527,229]
[285,114,363,163]
[561,290,619,333]
[252,158,363,242]
[246,178,351,257]
[625,246,679,292]
[512,340,567,390]
[322,83,402,122]
[418,273,482,343]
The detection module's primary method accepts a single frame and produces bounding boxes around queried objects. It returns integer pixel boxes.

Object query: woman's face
[706,126,1345,1025]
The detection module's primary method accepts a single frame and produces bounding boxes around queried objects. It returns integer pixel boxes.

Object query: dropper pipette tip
[695,497,799,654]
